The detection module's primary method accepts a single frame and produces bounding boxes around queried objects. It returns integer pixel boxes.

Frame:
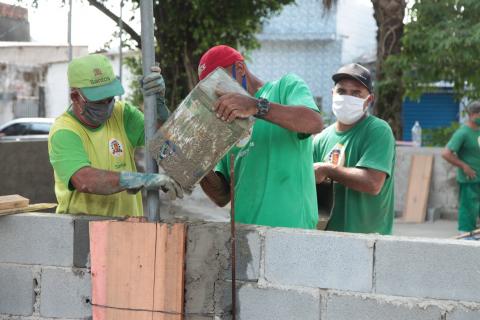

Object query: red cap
[198,45,244,80]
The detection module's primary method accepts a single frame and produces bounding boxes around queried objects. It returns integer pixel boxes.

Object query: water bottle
[412,121,422,147]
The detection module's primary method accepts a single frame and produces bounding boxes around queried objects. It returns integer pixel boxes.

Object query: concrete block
[264,229,374,292]
[184,222,261,316]
[238,284,320,320]
[0,213,112,267]
[0,264,34,316]
[375,237,480,302]
[324,292,442,320]
[40,267,91,318]
[447,307,480,320]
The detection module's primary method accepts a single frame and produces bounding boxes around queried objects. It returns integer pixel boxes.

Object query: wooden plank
[153,223,186,320]
[402,155,434,223]
[0,203,57,217]
[0,195,29,211]
[90,220,157,320]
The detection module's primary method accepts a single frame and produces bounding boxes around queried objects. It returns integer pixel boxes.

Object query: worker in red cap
[199,45,323,229]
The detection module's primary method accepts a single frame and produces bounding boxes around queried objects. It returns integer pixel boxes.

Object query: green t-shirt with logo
[48,101,145,217]
[313,115,395,235]
[446,125,480,183]
[215,74,319,229]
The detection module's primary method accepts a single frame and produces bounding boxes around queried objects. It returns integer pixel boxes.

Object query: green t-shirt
[48,101,145,217]
[216,74,319,229]
[313,115,395,235]
[446,125,480,183]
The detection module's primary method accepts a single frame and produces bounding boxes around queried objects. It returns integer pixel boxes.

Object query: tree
[23,0,294,108]
[322,0,406,138]
[389,0,480,102]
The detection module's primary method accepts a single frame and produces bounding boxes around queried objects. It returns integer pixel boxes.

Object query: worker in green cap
[48,54,183,217]
[442,101,480,232]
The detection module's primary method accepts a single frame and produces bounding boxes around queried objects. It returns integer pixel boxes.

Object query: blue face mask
[232,64,247,90]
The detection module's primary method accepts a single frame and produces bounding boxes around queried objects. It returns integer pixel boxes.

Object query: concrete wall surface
[395,147,458,218]
[1,213,480,319]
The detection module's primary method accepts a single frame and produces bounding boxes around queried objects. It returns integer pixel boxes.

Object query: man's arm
[214,93,323,134]
[199,171,230,207]
[442,148,477,179]
[71,167,122,194]
[314,162,387,196]
[70,167,183,199]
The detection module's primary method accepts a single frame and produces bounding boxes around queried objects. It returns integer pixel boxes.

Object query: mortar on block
[148,67,254,190]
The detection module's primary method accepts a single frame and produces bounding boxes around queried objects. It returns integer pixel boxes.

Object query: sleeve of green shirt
[446,128,465,153]
[356,121,395,177]
[280,74,319,112]
[49,130,91,190]
[123,102,145,147]
[312,133,324,162]
[214,155,230,182]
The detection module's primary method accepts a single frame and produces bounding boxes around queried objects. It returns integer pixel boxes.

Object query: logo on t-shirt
[236,126,253,148]
[325,143,345,167]
[109,138,124,157]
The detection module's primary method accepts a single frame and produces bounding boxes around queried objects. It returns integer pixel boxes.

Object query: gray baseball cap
[332,63,373,93]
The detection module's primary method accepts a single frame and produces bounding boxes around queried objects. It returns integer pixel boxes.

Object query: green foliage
[389,0,480,101]
[123,55,144,109]
[131,0,295,108]
[422,122,460,147]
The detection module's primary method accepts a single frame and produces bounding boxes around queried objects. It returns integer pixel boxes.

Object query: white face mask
[332,94,368,125]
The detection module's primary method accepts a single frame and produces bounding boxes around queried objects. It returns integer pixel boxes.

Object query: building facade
[249,0,377,114]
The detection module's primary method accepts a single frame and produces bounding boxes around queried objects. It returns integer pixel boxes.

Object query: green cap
[67,54,124,101]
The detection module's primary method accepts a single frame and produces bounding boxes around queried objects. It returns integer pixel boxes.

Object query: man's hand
[119,172,184,200]
[214,91,257,123]
[314,162,333,183]
[462,164,477,179]
[142,66,165,96]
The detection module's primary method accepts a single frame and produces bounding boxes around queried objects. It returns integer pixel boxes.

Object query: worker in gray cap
[312,63,395,235]
[442,101,480,233]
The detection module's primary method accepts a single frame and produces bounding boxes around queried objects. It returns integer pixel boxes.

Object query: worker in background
[199,45,323,229]
[313,63,395,235]
[442,101,480,233]
[48,54,183,217]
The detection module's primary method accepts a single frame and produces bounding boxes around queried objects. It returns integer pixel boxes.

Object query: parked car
[0,118,55,141]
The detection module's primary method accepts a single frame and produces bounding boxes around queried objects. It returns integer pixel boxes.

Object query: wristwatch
[255,98,270,118]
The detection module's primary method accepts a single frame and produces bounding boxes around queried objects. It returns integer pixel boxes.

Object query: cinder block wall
[188,223,480,320]
[395,147,458,217]
[1,214,479,320]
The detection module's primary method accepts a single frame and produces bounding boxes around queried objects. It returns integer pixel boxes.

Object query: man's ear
[70,90,79,102]
[235,61,246,76]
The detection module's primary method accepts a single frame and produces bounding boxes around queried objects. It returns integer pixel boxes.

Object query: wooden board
[0,194,29,211]
[402,155,434,223]
[153,224,186,320]
[90,221,186,320]
[0,203,57,217]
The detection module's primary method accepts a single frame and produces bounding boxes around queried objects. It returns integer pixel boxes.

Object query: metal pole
[67,0,73,61]
[118,0,123,84]
[140,0,160,221]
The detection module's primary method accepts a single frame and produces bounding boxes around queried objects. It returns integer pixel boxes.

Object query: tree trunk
[371,0,406,139]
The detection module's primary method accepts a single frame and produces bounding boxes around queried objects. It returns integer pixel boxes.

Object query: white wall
[0,43,88,65]
[249,40,341,113]
[259,0,336,39]
[336,0,377,64]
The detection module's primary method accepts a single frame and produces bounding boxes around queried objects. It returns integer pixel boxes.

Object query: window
[1,123,29,136]
[28,123,51,135]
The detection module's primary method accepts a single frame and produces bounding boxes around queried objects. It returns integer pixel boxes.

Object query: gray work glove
[119,172,183,200]
[141,66,170,122]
